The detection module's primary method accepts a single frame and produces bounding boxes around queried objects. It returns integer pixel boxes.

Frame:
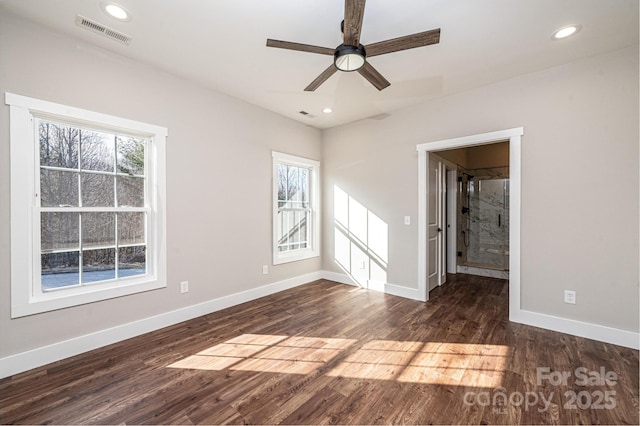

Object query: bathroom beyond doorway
[436,141,510,279]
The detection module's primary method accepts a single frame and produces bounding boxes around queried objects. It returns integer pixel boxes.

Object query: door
[427,156,444,291]
[467,178,509,270]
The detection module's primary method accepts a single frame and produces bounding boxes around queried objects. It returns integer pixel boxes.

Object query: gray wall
[0,13,322,357]
[1,10,638,361]
[322,46,639,333]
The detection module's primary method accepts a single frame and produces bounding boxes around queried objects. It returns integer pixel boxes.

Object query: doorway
[436,141,510,279]
[416,127,523,320]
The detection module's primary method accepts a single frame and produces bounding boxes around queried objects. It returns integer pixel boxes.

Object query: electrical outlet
[180,281,189,294]
[564,290,576,304]
[262,265,268,275]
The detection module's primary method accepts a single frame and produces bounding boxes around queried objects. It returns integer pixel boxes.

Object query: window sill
[273,250,320,266]
[11,276,166,318]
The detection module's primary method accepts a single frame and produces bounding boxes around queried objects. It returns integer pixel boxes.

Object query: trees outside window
[7,93,167,318]
[38,120,147,290]
[272,152,319,265]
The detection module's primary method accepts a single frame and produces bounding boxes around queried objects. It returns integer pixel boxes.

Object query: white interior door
[427,156,443,291]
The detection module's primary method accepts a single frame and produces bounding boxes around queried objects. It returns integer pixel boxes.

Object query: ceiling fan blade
[357,62,390,91]
[365,28,441,57]
[266,39,335,55]
[304,64,338,91]
[343,0,366,46]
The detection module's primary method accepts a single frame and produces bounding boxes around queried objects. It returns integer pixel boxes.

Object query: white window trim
[272,151,320,265]
[6,92,167,318]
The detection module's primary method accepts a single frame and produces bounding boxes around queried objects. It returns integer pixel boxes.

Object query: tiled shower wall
[457,167,509,272]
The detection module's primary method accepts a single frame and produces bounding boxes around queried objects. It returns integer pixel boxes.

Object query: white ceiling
[1,0,638,129]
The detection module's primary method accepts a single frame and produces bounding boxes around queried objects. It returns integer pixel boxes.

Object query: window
[7,93,167,318]
[272,152,320,265]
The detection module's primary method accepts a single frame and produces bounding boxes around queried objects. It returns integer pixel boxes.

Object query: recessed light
[322,108,333,114]
[552,25,581,40]
[101,2,130,21]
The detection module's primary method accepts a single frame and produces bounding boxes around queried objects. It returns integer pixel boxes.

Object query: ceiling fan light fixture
[334,44,366,72]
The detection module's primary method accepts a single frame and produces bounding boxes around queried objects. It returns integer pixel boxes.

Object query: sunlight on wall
[167,334,356,375]
[326,341,508,387]
[334,185,388,289]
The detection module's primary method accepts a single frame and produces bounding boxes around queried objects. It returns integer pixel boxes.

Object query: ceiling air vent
[299,111,316,119]
[75,15,132,45]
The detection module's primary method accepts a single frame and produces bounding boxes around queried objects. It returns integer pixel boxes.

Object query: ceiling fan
[266,0,440,91]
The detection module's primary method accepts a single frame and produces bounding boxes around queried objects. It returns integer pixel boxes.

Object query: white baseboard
[320,270,421,301]
[0,271,322,379]
[324,270,639,349]
[382,283,421,300]
[511,309,639,350]
[2,270,637,379]
[321,270,355,286]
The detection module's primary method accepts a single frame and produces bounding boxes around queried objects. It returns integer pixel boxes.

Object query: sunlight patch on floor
[168,334,357,375]
[326,341,508,387]
[168,334,507,387]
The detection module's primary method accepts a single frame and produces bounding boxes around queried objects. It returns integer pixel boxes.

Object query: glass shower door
[466,178,509,270]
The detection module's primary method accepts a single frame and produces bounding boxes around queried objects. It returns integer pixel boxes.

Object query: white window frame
[6,93,167,318]
[272,151,320,265]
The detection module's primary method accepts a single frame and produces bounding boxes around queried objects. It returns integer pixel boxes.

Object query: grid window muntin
[276,163,310,253]
[7,92,167,318]
[272,152,319,265]
[37,118,149,293]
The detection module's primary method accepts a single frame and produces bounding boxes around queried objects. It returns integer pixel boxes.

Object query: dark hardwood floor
[1,274,638,424]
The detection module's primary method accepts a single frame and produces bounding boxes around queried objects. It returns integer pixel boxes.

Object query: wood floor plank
[0,275,637,425]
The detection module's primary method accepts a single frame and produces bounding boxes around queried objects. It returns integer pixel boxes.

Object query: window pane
[277,164,288,207]
[300,211,309,244]
[118,212,145,245]
[41,252,79,290]
[293,211,300,244]
[82,248,116,283]
[81,173,115,207]
[82,212,115,248]
[277,163,312,209]
[279,210,299,251]
[80,130,115,172]
[277,209,286,252]
[300,168,309,206]
[276,209,310,253]
[117,137,145,176]
[288,166,299,204]
[40,169,78,207]
[119,246,146,277]
[39,121,79,169]
[277,210,288,245]
[117,176,144,207]
[41,212,79,251]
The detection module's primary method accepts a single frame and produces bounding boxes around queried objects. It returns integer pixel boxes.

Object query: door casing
[417,127,523,316]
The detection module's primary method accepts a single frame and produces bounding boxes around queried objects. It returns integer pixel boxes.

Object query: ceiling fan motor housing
[334,43,366,71]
